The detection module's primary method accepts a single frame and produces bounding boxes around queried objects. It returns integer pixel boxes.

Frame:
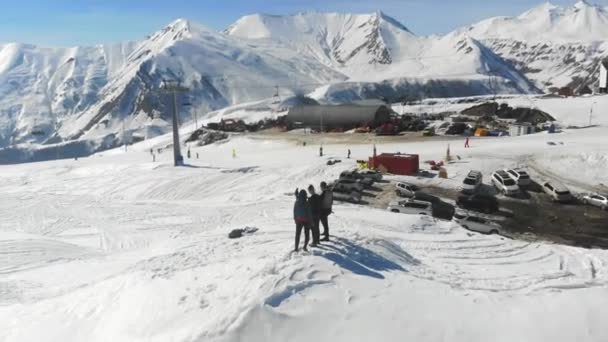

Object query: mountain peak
[457,0,608,42]
[574,0,592,9]
[374,10,412,33]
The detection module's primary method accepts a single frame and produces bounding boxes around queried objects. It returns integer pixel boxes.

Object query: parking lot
[364,178,608,249]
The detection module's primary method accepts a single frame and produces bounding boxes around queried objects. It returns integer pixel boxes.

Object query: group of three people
[293,182,333,252]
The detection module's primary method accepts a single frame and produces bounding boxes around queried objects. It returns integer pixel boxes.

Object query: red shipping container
[369,153,419,176]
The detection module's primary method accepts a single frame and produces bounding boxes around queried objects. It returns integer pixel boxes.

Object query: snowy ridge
[2,4,608,160]
[454,1,608,91]
[0,42,138,146]
[458,1,608,43]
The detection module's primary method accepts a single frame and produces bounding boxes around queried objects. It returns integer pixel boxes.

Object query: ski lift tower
[162,80,190,166]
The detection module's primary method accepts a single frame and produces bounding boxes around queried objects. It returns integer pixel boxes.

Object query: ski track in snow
[0,129,608,341]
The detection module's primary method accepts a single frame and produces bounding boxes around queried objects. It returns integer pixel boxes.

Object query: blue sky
[1,0,606,46]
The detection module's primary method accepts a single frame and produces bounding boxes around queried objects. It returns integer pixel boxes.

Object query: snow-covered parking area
[1,125,608,342]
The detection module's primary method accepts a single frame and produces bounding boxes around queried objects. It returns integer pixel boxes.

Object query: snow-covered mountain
[0,19,344,154]
[455,1,608,91]
[0,42,137,147]
[225,11,534,87]
[2,3,606,161]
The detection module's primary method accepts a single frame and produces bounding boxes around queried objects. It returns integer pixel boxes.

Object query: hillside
[454,1,608,91]
[2,3,608,161]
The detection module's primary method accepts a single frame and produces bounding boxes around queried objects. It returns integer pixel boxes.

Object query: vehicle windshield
[556,191,571,195]
[463,178,477,185]
[503,179,516,186]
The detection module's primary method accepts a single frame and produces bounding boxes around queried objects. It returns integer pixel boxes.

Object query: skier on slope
[319,182,333,242]
[307,185,322,246]
[293,189,312,252]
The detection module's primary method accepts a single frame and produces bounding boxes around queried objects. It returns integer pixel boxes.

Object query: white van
[462,170,482,194]
[491,170,520,196]
[542,182,573,203]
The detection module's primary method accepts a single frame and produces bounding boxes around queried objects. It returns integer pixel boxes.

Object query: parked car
[395,182,418,198]
[456,194,499,213]
[454,213,502,235]
[491,170,520,196]
[333,191,363,204]
[433,200,456,221]
[339,172,374,187]
[354,169,383,181]
[505,169,531,186]
[542,181,573,203]
[388,199,433,216]
[462,170,482,194]
[332,180,365,194]
[582,194,608,210]
[412,191,441,204]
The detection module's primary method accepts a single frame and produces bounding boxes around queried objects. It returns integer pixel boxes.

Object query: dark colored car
[456,194,499,213]
[413,192,455,220]
[413,191,441,204]
[332,180,365,194]
[432,201,456,220]
[339,173,374,187]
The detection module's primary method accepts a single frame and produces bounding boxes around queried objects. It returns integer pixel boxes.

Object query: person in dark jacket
[319,182,333,241]
[307,185,321,246]
[293,189,312,252]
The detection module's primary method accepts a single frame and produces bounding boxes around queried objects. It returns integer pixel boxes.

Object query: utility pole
[122,120,127,152]
[162,80,189,166]
[55,121,60,160]
[320,111,324,133]
[193,109,198,130]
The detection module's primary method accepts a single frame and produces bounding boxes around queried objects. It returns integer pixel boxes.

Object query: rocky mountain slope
[455,1,608,91]
[1,2,606,161]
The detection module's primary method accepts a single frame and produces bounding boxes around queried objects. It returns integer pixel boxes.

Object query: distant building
[600,59,608,94]
[286,104,392,131]
[509,123,535,137]
[558,86,574,97]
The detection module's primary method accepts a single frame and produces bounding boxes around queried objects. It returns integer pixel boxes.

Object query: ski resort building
[509,123,535,136]
[369,153,419,176]
[600,59,608,94]
[286,105,392,131]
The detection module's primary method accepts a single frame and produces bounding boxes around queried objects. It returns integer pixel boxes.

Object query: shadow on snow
[318,237,419,279]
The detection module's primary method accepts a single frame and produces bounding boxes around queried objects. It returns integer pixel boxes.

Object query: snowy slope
[0,42,138,146]
[458,1,608,43]
[63,19,344,142]
[226,11,417,68]
[2,114,608,340]
[225,11,535,90]
[3,4,607,161]
[454,1,608,91]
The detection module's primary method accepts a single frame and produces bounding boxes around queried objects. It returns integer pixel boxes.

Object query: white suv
[505,169,531,186]
[462,170,482,194]
[395,182,418,198]
[542,181,573,203]
[582,194,608,210]
[454,213,502,235]
[388,199,433,216]
[491,170,520,196]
